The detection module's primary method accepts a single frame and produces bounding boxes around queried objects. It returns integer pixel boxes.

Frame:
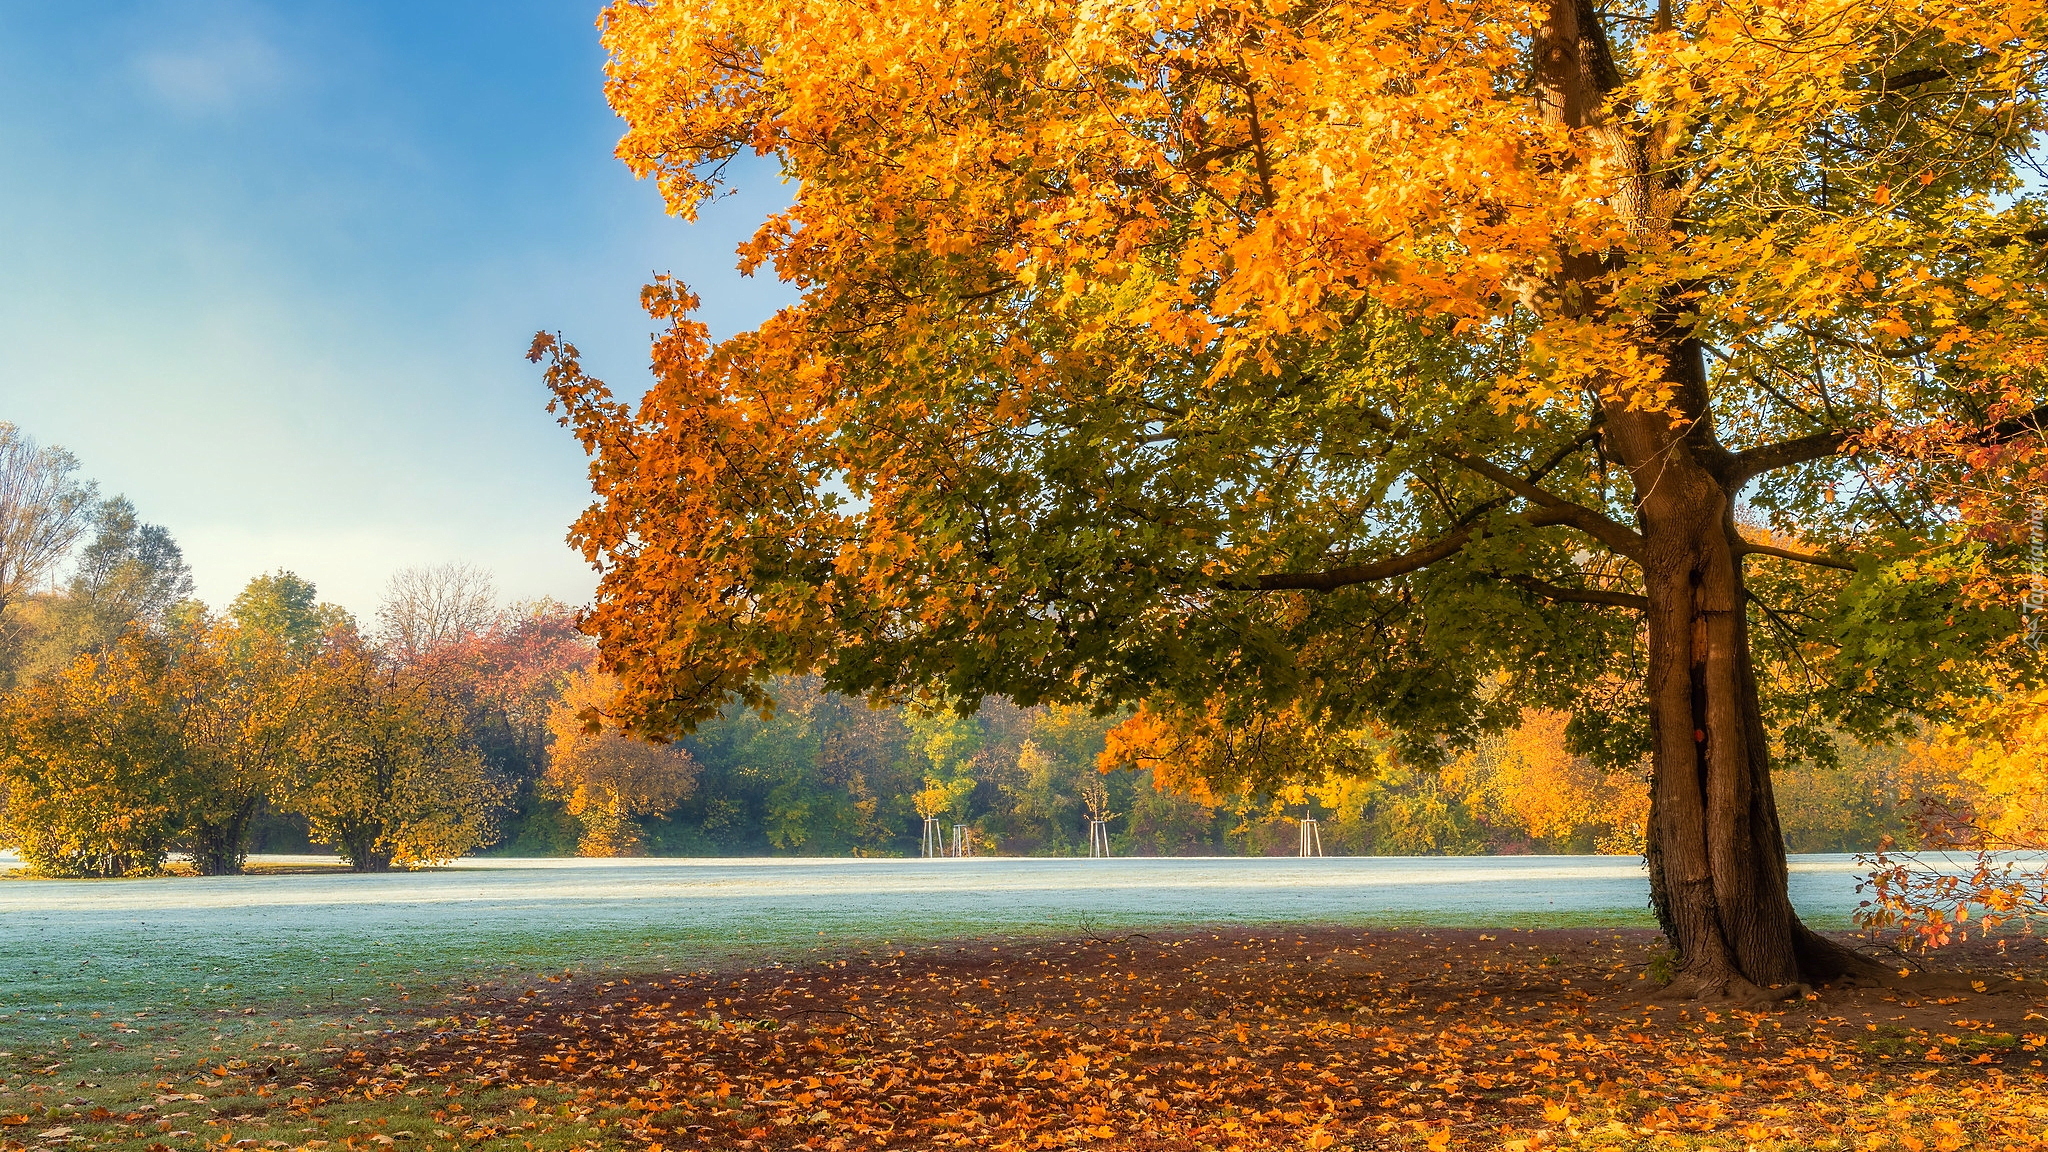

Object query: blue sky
[0,0,790,618]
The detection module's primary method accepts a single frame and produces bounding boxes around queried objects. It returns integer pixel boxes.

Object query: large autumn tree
[538,0,2047,998]
[0,630,188,877]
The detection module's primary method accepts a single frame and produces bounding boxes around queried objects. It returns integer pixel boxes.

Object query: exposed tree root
[1793,924,1893,987]
[1650,927,2035,1004]
[1653,968,1806,1006]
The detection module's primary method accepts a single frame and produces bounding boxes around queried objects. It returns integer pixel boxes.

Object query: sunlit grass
[0,857,1885,1151]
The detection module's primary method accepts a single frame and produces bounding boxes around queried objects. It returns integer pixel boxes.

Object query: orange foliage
[542,0,2048,745]
[544,667,700,856]
[1099,703,1219,806]
[1106,701,1646,854]
[1455,710,1650,855]
[303,931,2048,1151]
[1860,691,2048,947]
[1920,694,2048,843]
[1100,698,1386,806]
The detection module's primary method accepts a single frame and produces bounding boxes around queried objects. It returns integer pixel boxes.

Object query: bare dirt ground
[277,927,2048,1151]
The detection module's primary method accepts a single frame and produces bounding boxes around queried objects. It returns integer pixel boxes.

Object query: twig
[775,1007,873,1025]
[1078,919,1155,945]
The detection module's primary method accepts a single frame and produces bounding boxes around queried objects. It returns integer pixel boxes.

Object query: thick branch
[1988,226,2048,251]
[1734,401,2048,485]
[1509,575,1648,611]
[1528,419,1603,485]
[1730,430,1850,485]
[1971,402,2048,445]
[1222,506,1617,592]
[1225,529,1478,591]
[1381,413,1601,533]
[1869,54,1991,95]
[1243,89,1279,210]
[1735,538,1859,572]
[1439,449,1646,561]
[1873,66,1955,93]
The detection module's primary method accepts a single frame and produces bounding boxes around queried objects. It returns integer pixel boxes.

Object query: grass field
[1,853,1953,1152]
[2,853,1880,1040]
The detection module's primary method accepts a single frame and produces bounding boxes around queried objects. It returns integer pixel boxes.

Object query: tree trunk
[1630,425,1796,994]
[188,794,259,876]
[1532,0,1887,999]
[1606,382,1883,1000]
[337,822,394,872]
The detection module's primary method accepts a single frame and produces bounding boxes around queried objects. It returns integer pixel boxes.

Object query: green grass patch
[0,901,1662,1151]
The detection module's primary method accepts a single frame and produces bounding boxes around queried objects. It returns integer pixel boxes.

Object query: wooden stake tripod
[1298,816,1323,857]
[1088,820,1112,858]
[1081,777,1116,858]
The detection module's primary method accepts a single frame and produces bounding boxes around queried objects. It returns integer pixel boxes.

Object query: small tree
[279,630,498,871]
[0,633,186,876]
[230,571,352,655]
[174,610,304,875]
[377,563,498,661]
[543,667,698,855]
[905,708,983,831]
[410,599,595,848]
[0,425,98,616]
[1457,710,1650,855]
[34,497,194,665]
[0,600,312,877]
[0,424,100,689]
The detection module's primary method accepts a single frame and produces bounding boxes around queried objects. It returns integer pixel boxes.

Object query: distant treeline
[584,687,2001,861]
[1,423,2035,873]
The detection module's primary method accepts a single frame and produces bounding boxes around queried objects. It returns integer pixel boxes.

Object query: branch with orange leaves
[1856,798,2048,950]
[1731,402,2048,487]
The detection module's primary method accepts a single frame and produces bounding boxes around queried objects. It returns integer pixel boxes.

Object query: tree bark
[188,794,259,876]
[1611,404,1793,994]
[1529,0,1887,998]
[1604,344,1883,998]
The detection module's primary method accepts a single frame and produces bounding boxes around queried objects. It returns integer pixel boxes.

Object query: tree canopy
[547,0,2042,741]
[544,666,699,855]
[0,422,97,620]
[36,496,195,661]
[541,0,2047,997]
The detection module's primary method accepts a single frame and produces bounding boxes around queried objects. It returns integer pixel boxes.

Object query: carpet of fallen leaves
[14,928,2048,1152]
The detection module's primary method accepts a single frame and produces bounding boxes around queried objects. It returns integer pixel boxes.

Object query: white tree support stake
[1299,816,1323,858]
[1088,820,1112,858]
[921,817,944,859]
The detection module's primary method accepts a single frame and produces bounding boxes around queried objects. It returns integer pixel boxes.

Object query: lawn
[4,855,2031,1151]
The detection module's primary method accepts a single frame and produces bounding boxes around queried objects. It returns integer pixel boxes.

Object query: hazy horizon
[0,1,792,619]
